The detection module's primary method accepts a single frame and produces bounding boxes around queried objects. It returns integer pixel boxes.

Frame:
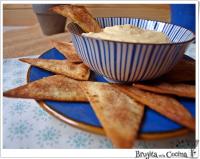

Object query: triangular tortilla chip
[51,40,82,63]
[159,59,195,83]
[20,58,90,81]
[51,5,101,33]
[3,75,87,102]
[133,82,195,98]
[80,81,144,148]
[114,85,195,130]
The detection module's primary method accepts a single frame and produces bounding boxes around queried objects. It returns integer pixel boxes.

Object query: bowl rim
[67,17,195,45]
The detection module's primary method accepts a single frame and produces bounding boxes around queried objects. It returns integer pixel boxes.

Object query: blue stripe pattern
[68,17,195,82]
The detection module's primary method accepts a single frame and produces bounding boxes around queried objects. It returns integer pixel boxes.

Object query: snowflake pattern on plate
[32,106,51,121]
[3,59,9,65]
[13,69,25,76]
[3,74,12,91]
[12,77,25,85]
[136,141,157,149]
[169,135,196,149]
[97,138,113,148]
[66,132,95,148]
[19,145,31,149]
[3,118,7,125]
[3,76,9,85]
[59,121,69,129]
[9,101,30,116]
[7,120,33,141]
[35,126,61,148]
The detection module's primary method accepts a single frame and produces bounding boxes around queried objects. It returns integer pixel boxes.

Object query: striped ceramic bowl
[67,17,195,82]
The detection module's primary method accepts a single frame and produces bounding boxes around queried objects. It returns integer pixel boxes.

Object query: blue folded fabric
[170,4,195,33]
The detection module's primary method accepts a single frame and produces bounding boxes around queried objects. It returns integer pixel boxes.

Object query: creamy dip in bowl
[82,24,170,43]
[67,17,195,82]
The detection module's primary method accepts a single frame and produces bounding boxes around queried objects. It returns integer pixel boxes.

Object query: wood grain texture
[87,4,170,22]
[3,4,32,9]
[4,4,170,26]
[3,24,71,58]
[3,9,38,26]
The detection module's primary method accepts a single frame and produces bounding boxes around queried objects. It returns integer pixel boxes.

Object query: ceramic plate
[27,48,195,139]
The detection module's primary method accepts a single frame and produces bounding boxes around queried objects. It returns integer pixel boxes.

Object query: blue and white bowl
[67,17,195,82]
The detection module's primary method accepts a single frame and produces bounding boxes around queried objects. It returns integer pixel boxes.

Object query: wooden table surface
[3,24,71,58]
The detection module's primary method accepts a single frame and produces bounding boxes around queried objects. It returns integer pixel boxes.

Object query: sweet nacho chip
[160,59,195,83]
[51,40,82,63]
[80,81,144,148]
[133,82,195,98]
[20,58,90,81]
[51,5,101,33]
[3,75,87,102]
[114,85,195,131]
